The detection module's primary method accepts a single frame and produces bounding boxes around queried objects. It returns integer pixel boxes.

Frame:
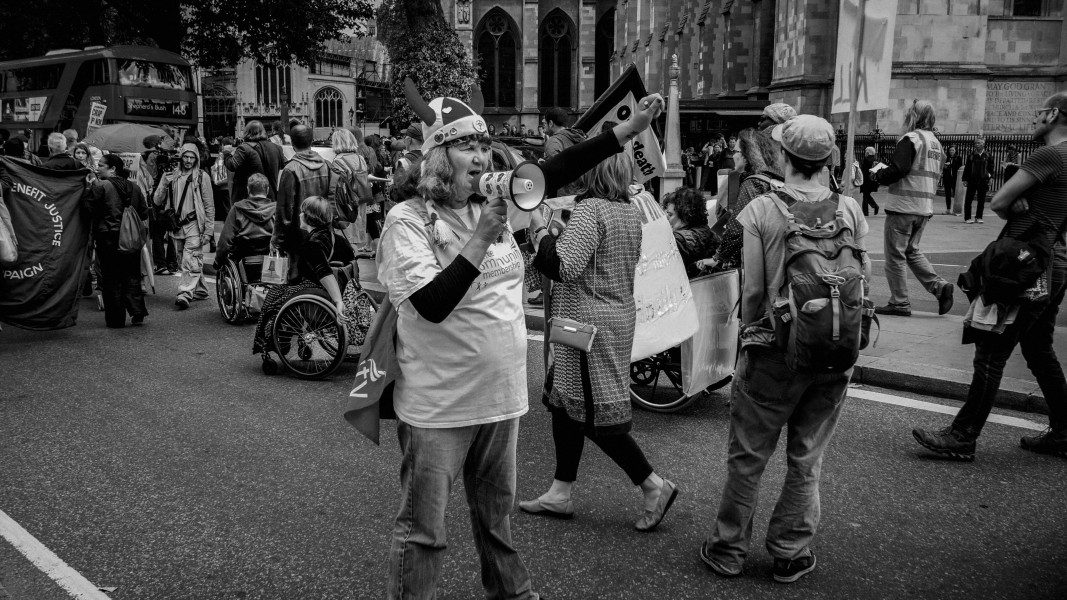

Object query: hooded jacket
[214,195,275,267]
[153,143,215,238]
[273,149,330,253]
[224,139,283,202]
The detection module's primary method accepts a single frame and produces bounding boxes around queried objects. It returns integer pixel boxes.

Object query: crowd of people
[2,83,1065,597]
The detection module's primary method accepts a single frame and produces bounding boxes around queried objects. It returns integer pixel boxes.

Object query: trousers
[883,212,948,307]
[97,243,147,327]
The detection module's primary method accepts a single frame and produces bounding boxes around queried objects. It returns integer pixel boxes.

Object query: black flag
[0,157,91,330]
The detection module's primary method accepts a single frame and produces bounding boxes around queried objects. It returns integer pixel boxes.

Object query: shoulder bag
[546,246,598,353]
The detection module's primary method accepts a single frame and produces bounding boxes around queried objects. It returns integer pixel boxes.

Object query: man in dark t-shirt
[913,90,1067,461]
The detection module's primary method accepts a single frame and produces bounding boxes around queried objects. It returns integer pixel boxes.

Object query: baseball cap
[403,124,424,143]
[762,103,798,125]
[771,115,836,161]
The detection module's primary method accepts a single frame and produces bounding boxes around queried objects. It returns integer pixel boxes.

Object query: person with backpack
[392,124,424,175]
[89,154,150,327]
[153,143,215,310]
[273,125,332,282]
[912,91,1067,461]
[224,120,283,204]
[329,128,375,253]
[700,115,871,584]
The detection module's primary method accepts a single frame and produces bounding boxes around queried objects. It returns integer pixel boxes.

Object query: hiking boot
[699,541,742,578]
[773,553,816,583]
[1020,428,1067,458]
[912,426,976,461]
[937,283,955,315]
[875,304,911,317]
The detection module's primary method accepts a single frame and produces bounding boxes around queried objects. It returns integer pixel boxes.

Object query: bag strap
[172,173,194,216]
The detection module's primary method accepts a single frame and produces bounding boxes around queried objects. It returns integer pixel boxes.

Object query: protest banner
[680,270,740,395]
[574,65,666,184]
[831,0,897,115]
[0,158,91,330]
[630,189,697,361]
[86,101,107,137]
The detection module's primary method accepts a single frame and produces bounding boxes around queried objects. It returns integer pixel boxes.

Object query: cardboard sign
[86,102,107,136]
[681,270,740,395]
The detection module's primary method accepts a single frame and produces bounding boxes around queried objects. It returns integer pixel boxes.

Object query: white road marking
[0,509,110,599]
[848,387,1046,431]
[868,259,965,268]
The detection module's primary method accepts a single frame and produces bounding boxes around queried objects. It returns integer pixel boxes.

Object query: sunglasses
[1035,107,1056,118]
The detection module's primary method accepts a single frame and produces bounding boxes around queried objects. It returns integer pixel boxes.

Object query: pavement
[519,189,1063,416]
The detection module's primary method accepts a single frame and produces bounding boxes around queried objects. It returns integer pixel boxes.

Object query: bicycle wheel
[271,290,347,379]
[629,351,699,413]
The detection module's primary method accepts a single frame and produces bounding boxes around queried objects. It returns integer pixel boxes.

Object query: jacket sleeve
[201,173,214,229]
[132,186,149,221]
[540,130,622,194]
[273,170,295,249]
[533,200,603,282]
[223,145,245,172]
[872,137,915,186]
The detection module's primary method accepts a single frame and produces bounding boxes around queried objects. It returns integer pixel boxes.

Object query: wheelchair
[216,255,272,325]
[260,261,377,380]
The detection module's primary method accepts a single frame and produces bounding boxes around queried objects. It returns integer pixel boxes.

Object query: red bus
[0,45,198,151]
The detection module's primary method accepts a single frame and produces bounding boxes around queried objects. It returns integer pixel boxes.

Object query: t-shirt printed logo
[474,244,521,290]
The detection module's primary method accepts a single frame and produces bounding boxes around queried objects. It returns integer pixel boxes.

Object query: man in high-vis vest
[870,100,955,317]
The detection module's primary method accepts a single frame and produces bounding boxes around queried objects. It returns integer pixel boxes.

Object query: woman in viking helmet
[375,78,663,599]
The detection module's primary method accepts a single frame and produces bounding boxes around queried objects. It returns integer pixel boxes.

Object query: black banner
[0,158,90,330]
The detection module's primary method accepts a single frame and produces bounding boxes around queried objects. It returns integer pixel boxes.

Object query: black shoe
[937,283,955,315]
[873,205,880,215]
[1020,428,1067,458]
[699,541,742,578]
[175,296,190,310]
[874,304,912,317]
[773,553,816,583]
[131,314,146,325]
[912,426,976,461]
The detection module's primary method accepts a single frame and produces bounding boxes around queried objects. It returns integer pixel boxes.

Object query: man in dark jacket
[543,107,586,196]
[860,146,880,216]
[941,145,963,215]
[224,120,283,203]
[42,132,81,170]
[214,173,274,270]
[962,139,996,223]
[273,124,330,281]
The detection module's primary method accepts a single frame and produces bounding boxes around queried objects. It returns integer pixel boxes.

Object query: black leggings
[551,409,653,486]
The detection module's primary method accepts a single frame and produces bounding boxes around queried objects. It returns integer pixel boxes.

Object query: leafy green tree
[376,0,478,128]
[0,0,373,68]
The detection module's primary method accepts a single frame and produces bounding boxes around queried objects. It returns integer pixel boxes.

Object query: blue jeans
[388,419,538,600]
[883,212,949,307]
[707,347,850,568]
[952,267,1067,438]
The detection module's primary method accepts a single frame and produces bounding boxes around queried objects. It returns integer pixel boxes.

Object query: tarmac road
[1,277,1065,599]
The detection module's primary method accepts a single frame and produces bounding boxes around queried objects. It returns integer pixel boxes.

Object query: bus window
[60,59,112,131]
[117,59,192,91]
[0,64,65,93]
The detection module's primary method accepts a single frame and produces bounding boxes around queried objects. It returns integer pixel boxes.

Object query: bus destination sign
[125,97,190,118]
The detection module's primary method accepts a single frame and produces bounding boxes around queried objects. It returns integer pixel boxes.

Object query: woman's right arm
[533,200,602,282]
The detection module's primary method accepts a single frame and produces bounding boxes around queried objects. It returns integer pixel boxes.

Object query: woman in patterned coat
[522,153,679,532]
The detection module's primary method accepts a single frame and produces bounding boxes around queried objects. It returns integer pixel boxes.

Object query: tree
[376,0,478,128]
[0,0,374,68]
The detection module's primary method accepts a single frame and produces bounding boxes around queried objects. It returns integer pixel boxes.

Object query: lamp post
[348,107,355,125]
[661,54,686,196]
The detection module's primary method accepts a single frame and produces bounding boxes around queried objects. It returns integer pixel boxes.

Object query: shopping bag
[261,250,289,285]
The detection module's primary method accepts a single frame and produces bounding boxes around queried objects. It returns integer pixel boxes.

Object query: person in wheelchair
[213,173,275,276]
[252,195,350,364]
[662,186,718,278]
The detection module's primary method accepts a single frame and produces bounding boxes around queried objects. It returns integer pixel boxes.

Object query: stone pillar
[661,54,686,197]
[522,0,540,115]
[579,1,597,110]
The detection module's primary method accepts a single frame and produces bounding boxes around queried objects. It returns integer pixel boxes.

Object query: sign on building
[984,82,1056,134]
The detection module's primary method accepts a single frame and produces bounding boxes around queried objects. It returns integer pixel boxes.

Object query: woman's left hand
[335,300,347,318]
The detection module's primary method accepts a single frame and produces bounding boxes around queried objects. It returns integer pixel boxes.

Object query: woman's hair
[737,128,776,175]
[300,196,333,229]
[331,128,360,153]
[415,134,492,203]
[243,120,268,142]
[903,100,936,132]
[576,151,633,203]
[661,187,708,227]
[783,149,828,178]
[247,173,269,197]
[100,153,128,178]
[73,142,93,166]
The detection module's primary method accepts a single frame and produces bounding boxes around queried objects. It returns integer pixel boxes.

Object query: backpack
[114,181,147,254]
[767,191,871,373]
[970,218,1067,306]
[331,153,373,225]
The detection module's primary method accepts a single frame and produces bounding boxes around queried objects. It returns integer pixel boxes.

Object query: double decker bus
[0,45,198,152]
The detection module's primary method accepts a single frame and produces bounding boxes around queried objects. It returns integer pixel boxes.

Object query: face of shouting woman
[447,137,492,202]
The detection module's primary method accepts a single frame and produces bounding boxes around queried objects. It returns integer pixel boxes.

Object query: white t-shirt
[737,184,869,320]
[377,199,528,428]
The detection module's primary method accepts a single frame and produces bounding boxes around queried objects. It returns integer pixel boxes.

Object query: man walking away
[43,133,81,170]
[942,145,963,215]
[273,124,331,282]
[860,147,880,216]
[913,91,1067,461]
[153,144,214,309]
[870,99,954,317]
[962,139,995,224]
[700,115,870,584]
[225,120,283,203]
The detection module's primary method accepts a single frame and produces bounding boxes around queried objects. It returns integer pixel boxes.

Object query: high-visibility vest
[886,129,943,216]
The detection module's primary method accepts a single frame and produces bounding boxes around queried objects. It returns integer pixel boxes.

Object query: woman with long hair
[523,152,678,532]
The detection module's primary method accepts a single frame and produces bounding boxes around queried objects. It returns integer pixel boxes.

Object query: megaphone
[476,161,546,211]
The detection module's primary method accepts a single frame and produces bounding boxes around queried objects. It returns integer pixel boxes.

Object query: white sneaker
[976,219,984,224]
[965,219,975,224]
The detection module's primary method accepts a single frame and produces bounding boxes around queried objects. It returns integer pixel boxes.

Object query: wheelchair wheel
[629,351,701,413]
[271,290,347,379]
[217,260,245,324]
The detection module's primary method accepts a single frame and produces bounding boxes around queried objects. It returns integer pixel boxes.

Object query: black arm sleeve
[532,234,564,282]
[872,138,915,186]
[408,254,482,324]
[540,130,623,192]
